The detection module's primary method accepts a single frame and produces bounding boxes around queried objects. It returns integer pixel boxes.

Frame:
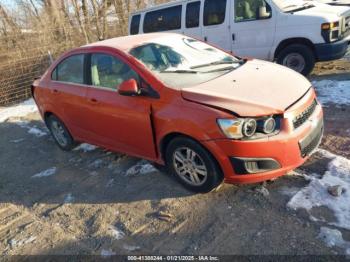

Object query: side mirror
[258,6,271,19]
[118,79,140,96]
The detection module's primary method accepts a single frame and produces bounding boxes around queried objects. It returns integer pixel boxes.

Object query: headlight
[218,117,278,140]
[262,117,276,134]
[321,21,340,42]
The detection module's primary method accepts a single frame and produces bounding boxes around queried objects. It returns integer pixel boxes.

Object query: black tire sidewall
[47,115,76,151]
[277,44,315,76]
[165,137,223,193]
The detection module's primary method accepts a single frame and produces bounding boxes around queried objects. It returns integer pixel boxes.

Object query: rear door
[184,1,202,39]
[50,54,91,138]
[85,52,157,159]
[201,0,231,51]
[230,0,276,59]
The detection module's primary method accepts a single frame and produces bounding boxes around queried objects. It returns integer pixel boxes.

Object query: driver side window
[90,53,139,90]
[235,0,271,22]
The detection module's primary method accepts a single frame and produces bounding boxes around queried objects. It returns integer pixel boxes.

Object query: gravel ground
[0,57,350,256]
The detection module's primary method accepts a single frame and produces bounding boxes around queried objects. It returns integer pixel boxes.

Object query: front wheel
[165,137,223,193]
[276,44,315,76]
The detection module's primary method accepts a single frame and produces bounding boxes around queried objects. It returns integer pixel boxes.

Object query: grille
[293,99,317,129]
[299,122,323,158]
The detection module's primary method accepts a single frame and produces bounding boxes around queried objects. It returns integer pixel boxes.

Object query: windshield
[273,0,314,12]
[129,37,243,88]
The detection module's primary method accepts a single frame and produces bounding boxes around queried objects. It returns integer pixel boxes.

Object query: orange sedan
[32,33,324,192]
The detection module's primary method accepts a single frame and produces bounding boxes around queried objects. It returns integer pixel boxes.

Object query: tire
[276,44,315,76]
[46,115,77,151]
[165,137,223,193]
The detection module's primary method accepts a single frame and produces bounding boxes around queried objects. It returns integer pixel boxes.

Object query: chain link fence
[0,0,172,106]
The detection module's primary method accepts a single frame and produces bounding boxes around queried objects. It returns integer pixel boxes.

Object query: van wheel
[165,137,223,193]
[47,115,77,151]
[276,44,315,76]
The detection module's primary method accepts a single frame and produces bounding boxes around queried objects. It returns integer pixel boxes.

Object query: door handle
[53,89,59,93]
[90,98,98,103]
[232,33,235,41]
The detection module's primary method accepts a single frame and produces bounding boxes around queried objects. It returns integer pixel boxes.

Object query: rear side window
[53,54,84,84]
[130,14,141,35]
[204,0,227,26]
[143,5,182,33]
[186,2,200,28]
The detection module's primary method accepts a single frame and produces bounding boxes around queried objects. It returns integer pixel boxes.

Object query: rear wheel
[165,137,223,193]
[47,115,77,151]
[276,44,315,76]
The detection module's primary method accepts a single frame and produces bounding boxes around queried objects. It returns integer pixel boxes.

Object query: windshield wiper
[204,66,236,73]
[190,60,244,69]
[160,69,198,74]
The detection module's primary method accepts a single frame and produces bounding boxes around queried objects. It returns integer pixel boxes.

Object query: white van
[317,0,350,6]
[128,0,350,75]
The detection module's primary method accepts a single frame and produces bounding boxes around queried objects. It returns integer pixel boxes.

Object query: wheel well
[274,38,315,59]
[160,132,192,162]
[43,111,53,125]
[160,132,224,180]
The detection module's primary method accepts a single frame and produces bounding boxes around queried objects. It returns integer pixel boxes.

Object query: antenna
[48,51,54,65]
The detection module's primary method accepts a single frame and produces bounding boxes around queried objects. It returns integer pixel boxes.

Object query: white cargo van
[128,0,350,75]
[317,0,350,6]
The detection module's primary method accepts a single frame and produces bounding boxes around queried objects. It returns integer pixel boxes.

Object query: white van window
[235,0,271,22]
[186,1,201,28]
[130,15,141,35]
[143,5,182,33]
[129,37,243,88]
[203,0,227,26]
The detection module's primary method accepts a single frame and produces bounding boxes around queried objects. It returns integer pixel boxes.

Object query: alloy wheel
[172,147,208,186]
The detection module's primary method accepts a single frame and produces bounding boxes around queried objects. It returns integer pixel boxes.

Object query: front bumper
[203,95,324,184]
[315,35,350,62]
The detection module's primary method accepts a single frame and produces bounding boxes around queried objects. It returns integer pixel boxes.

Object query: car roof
[82,33,183,52]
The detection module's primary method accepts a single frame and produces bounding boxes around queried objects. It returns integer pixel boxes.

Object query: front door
[201,0,231,51]
[85,52,157,159]
[231,0,276,59]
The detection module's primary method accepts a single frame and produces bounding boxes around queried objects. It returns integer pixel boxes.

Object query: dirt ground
[0,54,350,256]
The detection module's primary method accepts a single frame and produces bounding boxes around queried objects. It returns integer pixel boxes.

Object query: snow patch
[313,80,350,106]
[13,120,47,137]
[318,227,350,254]
[279,186,301,197]
[9,236,36,248]
[108,225,125,240]
[64,193,74,203]
[101,249,116,257]
[126,161,157,176]
[27,127,47,137]
[89,159,104,169]
[32,167,57,178]
[74,143,98,152]
[123,244,140,252]
[0,99,37,123]
[288,150,350,230]
[10,138,25,143]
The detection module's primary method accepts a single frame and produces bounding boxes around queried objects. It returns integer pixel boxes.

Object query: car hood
[300,2,350,17]
[181,60,312,117]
